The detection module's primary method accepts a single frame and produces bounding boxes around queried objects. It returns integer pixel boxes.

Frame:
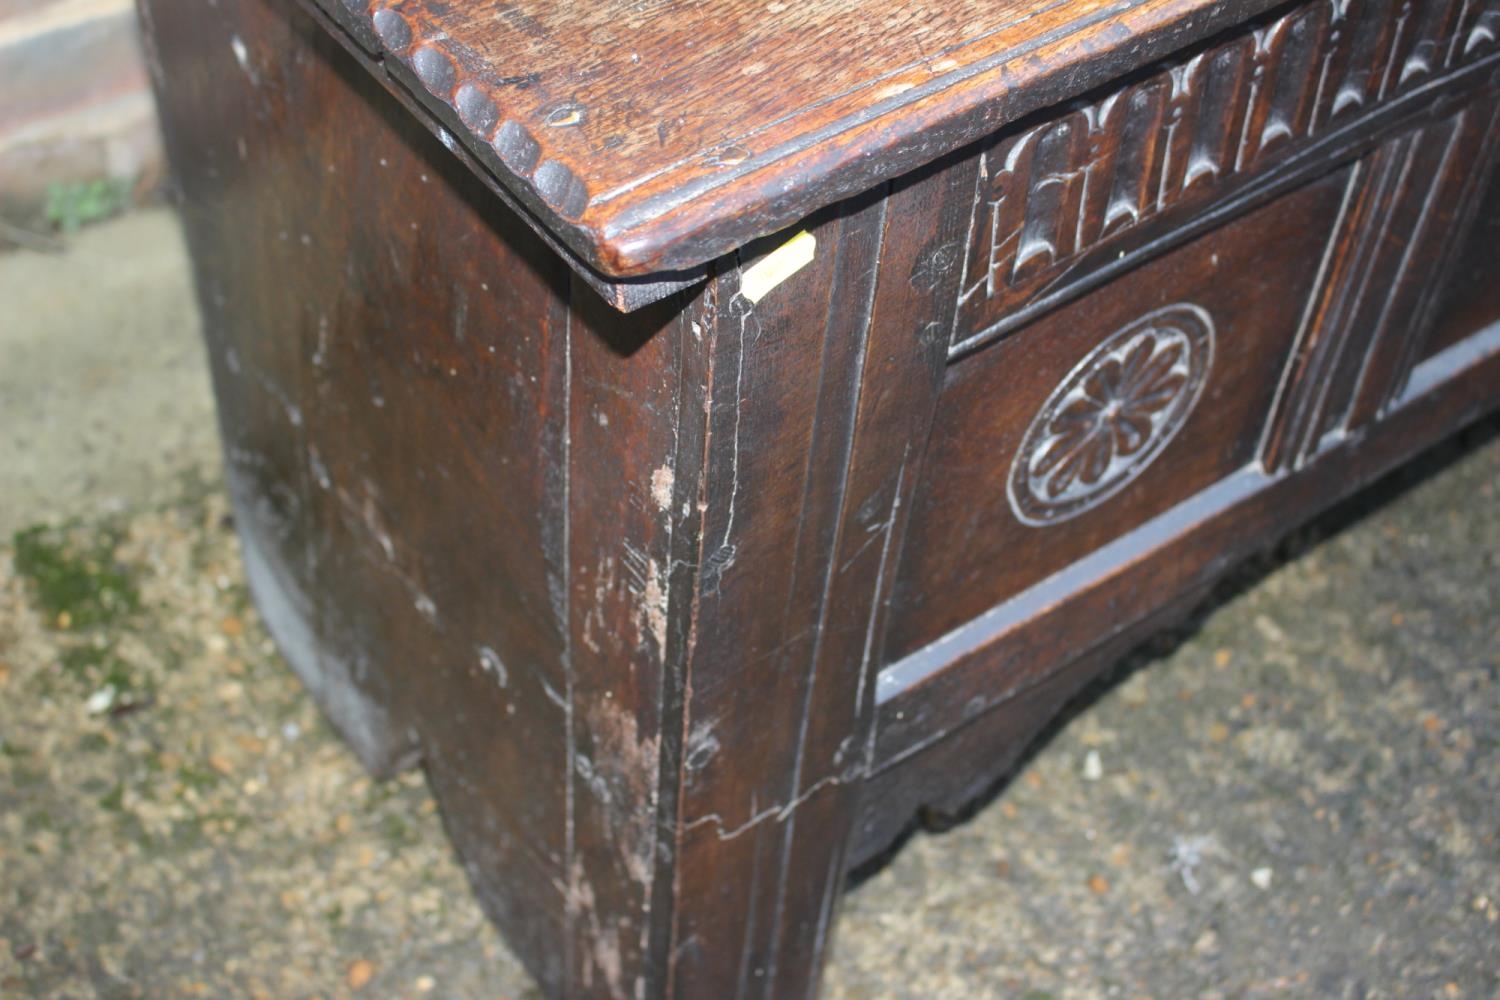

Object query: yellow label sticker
[740,231,816,304]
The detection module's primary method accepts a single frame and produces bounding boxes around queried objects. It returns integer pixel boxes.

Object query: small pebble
[1082,750,1103,781]
[86,685,118,715]
[1251,867,1274,890]
[347,959,375,991]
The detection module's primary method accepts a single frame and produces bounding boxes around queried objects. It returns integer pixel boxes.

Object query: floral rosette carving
[1008,304,1215,526]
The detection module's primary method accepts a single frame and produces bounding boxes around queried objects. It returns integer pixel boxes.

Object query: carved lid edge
[304,0,708,311]
[310,0,1285,300]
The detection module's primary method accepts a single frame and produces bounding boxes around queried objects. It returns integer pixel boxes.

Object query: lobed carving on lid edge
[329,0,591,222]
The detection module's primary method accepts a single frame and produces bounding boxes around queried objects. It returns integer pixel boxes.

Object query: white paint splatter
[414,594,438,624]
[229,35,257,84]
[478,646,508,688]
[650,465,675,513]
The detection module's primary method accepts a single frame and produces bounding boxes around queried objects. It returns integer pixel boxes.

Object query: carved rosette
[1008,304,1215,527]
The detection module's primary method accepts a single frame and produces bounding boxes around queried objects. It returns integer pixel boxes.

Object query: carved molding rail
[952,0,1500,354]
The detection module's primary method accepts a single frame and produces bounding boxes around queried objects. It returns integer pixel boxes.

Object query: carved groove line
[956,0,1500,350]
[1007,304,1216,527]
[1378,95,1500,414]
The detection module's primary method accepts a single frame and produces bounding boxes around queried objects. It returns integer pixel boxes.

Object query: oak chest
[138,0,1500,995]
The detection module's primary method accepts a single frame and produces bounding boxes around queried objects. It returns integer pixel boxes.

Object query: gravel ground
[1,210,1497,999]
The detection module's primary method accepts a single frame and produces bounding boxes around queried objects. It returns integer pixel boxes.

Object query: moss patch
[11,523,140,628]
[44,178,136,233]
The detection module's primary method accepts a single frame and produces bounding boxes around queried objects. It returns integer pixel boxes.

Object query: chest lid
[311,0,1284,306]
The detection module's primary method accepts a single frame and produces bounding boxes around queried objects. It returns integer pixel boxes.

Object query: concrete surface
[0,210,215,539]
[1,210,1497,998]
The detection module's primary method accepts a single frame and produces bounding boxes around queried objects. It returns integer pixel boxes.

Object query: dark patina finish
[138,0,1500,995]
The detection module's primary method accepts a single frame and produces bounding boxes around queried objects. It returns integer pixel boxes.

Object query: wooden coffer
[140,0,1500,996]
